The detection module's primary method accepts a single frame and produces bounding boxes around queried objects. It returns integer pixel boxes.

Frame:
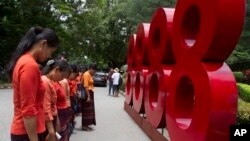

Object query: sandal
[87,126,93,130]
[82,126,91,131]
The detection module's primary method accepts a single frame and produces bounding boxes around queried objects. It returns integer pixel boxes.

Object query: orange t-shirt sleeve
[83,73,89,88]
[43,81,53,121]
[19,63,39,117]
[69,80,77,96]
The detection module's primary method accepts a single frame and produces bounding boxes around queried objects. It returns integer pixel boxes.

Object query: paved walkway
[71,87,150,141]
[0,87,150,141]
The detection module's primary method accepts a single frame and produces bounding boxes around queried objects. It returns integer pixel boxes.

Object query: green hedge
[233,71,246,83]
[237,83,250,102]
[237,98,250,124]
[237,83,250,124]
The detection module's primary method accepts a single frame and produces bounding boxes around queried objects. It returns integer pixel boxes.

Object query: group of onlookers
[108,68,122,97]
[7,26,97,141]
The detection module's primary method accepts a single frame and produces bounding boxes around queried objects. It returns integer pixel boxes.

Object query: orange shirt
[68,79,77,96]
[60,79,71,107]
[83,71,94,91]
[42,76,57,121]
[11,53,45,135]
[76,73,83,83]
[54,82,68,109]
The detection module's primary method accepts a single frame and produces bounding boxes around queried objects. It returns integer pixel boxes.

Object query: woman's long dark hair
[70,64,79,73]
[6,26,60,81]
[42,59,70,75]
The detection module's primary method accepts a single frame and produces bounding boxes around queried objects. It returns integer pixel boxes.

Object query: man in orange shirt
[6,26,59,141]
[81,64,97,131]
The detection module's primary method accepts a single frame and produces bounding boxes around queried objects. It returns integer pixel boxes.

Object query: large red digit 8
[144,8,175,128]
[166,0,245,141]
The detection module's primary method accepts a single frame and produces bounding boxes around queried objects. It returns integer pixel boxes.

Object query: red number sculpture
[133,69,148,113]
[126,0,245,141]
[166,0,245,141]
[144,66,172,128]
[132,23,150,113]
[126,35,137,105]
[144,7,175,128]
[125,71,134,105]
[127,34,136,71]
[135,23,150,69]
[148,8,175,66]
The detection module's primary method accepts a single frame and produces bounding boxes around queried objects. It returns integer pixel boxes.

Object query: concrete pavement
[71,86,150,141]
[0,89,13,140]
[0,87,150,141]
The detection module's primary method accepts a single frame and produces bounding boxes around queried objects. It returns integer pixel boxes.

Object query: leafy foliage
[233,71,247,83]
[0,0,250,71]
[226,0,250,71]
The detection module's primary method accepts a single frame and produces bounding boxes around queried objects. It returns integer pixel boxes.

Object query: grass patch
[237,98,250,124]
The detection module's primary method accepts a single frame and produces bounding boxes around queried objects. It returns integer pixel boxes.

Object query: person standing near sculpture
[111,68,121,97]
[6,26,60,141]
[108,68,114,96]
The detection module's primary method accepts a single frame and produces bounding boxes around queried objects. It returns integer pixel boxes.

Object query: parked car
[93,71,107,87]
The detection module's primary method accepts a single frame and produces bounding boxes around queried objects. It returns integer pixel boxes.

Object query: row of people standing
[41,60,97,140]
[41,59,71,141]
[6,26,97,141]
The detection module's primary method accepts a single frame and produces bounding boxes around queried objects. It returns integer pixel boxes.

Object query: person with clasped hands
[81,64,97,131]
[6,26,60,141]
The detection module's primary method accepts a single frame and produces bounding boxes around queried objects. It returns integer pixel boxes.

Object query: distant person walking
[81,64,97,131]
[6,26,59,141]
[112,68,121,97]
[108,68,114,96]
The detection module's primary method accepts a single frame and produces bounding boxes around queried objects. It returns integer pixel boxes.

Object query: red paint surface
[148,8,175,66]
[127,34,137,71]
[125,71,135,105]
[133,69,148,113]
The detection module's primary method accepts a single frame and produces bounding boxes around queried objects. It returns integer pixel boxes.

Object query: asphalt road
[0,87,150,141]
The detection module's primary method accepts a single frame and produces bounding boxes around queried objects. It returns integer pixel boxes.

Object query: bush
[233,71,246,83]
[119,72,126,92]
[242,69,250,84]
[237,98,250,124]
[237,83,250,102]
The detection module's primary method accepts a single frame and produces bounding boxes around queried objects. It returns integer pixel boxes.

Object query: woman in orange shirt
[81,64,97,131]
[41,59,70,141]
[66,64,79,136]
[6,27,59,141]
[58,76,71,141]
[54,70,71,141]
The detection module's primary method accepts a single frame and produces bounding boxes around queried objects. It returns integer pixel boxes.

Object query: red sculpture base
[124,102,168,141]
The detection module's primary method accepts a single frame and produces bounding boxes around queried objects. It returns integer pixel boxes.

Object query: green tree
[227,0,250,71]
[0,0,60,68]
